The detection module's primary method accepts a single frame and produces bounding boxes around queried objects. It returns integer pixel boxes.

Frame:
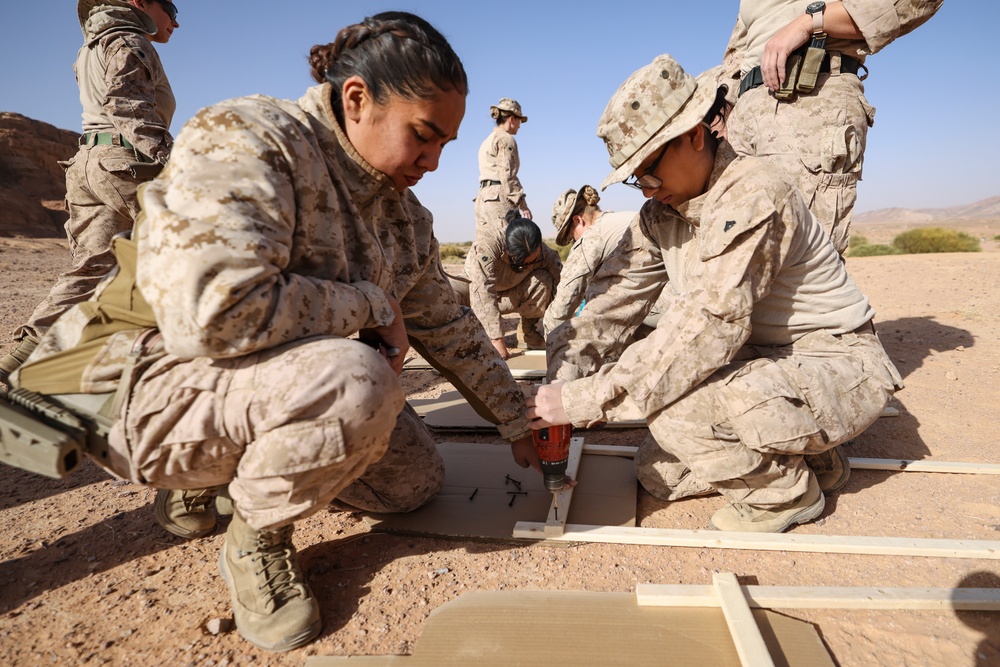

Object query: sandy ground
[1,223,999,666]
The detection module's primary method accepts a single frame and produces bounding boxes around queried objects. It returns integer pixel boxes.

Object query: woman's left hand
[761,15,812,91]
[510,434,541,471]
[526,380,570,427]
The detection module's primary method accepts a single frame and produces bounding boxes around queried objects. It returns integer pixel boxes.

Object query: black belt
[480,179,500,188]
[846,319,876,337]
[738,53,861,98]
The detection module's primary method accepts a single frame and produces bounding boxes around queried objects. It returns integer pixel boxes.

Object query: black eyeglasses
[155,0,178,21]
[623,140,669,191]
[510,256,543,273]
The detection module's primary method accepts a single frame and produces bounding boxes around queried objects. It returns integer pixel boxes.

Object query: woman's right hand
[491,337,510,360]
[519,207,533,221]
[361,294,408,375]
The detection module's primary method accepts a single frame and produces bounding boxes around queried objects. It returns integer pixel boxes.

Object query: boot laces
[181,488,215,513]
[250,525,308,612]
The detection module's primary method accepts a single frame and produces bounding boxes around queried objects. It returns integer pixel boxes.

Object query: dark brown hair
[309,12,468,121]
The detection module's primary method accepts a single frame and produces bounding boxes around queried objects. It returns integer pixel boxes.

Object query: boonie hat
[490,98,527,122]
[551,185,599,247]
[77,0,132,30]
[597,54,719,189]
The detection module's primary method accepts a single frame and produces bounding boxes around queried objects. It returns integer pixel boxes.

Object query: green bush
[993,234,1000,242]
[892,227,981,254]
[849,234,869,248]
[545,239,571,262]
[439,242,470,261]
[847,243,900,257]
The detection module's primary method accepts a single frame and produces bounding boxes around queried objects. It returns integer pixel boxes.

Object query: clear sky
[0,1,993,243]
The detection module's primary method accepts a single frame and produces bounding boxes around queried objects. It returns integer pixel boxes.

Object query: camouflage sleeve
[401,235,530,441]
[466,238,507,339]
[136,102,394,359]
[547,216,665,383]
[102,33,172,163]
[560,189,789,426]
[496,133,527,209]
[543,241,591,337]
[841,0,944,54]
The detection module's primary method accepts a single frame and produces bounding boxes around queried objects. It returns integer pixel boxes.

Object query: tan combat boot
[0,335,40,386]
[710,474,825,533]
[518,318,545,350]
[218,512,321,652]
[154,488,219,538]
[805,444,851,492]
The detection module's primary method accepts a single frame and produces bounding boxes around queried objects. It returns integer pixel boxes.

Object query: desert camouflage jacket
[548,144,874,426]
[542,210,635,336]
[22,84,531,441]
[477,127,527,210]
[77,5,175,164]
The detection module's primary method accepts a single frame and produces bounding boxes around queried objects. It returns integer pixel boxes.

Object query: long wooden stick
[636,584,1000,611]
[713,573,776,667]
[511,523,1000,559]
[542,437,583,537]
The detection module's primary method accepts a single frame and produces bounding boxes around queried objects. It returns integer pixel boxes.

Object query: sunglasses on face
[154,0,178,21]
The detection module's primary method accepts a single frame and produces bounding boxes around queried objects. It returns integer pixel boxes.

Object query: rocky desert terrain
[1,114,999,666]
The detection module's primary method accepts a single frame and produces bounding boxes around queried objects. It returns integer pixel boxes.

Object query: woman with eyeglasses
[9,10,544,652]
[1,0,180,382]
[531,54,902,534]
[449,210,561,360]
[473,98,533,244]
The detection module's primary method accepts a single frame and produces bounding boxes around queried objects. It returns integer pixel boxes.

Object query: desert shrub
[892,227,981,254]
[439,242,470,261]
[847,243,900,257]
[545,239,571,262]
[849,234,869,248]
[994,234,1000,242]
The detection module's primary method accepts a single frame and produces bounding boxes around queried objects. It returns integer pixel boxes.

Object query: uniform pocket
[480,183,501,202]
[237,416,346,479]
[715,359,824,455]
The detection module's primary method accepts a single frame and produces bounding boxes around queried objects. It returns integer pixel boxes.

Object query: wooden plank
[848,458,1000,474]
[582,445,1000,475]
[712,573,776,667]
[636,584,1000,611]
[510,523,1000,559]
[542,437,584,537]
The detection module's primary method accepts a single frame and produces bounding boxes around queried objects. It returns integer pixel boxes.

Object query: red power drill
[532,423,572,491]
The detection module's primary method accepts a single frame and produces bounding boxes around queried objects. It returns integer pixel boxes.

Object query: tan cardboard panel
[404,349,546,378]
[306,590,834,666]
[365,442,636,540]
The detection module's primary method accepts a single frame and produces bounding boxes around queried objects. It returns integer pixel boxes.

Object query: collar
[674,139,737,226]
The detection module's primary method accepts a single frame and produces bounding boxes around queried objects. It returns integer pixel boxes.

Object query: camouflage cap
[77,0,135,31]
[551,185,599,246]
[597,54,718,190]
[490,98,527,122]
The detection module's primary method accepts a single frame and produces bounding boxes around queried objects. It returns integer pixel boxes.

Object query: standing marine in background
[473,98,532,243]
[542,185,635,337]
[722,0,943,254]
[0,0,180,385]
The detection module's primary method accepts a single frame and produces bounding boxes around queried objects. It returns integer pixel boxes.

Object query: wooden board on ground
[410,389,645,431]
[404,349,546,378]
[305,589,834,666]
[365,442,636,540]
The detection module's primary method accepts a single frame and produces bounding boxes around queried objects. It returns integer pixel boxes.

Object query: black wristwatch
[806,1,826,34]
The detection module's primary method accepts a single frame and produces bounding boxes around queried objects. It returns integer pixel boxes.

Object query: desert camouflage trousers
[728,73,875,254]
[473,194,514,246]
[105,336,444,531]
[16,144,147,341]
[448,268,555,324]
[624,328,901,507]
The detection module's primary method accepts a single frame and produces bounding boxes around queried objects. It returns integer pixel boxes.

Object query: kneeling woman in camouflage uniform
[12,11,538,652]
[530,53,902,533]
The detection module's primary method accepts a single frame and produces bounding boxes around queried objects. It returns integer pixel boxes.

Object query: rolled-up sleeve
[841,0,944,54]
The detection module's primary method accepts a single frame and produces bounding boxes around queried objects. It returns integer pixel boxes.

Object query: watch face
[806,1,826,14]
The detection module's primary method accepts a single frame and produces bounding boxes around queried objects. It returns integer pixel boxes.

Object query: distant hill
[0,112,78,238]
[854,196,1000,224]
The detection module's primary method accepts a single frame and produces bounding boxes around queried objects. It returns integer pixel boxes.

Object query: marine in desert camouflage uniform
[473,98,532,243]
[530,54,902,533]
[722,0,943,253]
[12,12,537,652]
[542,185,635,337]
[0,0,179,384]
[449,213,562,359]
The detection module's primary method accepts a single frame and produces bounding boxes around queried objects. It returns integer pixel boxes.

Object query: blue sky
[0,1,993,242]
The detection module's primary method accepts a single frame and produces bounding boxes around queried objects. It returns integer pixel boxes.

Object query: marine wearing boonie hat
[551,185,599,247]
[77,0,137,31]
[597,54,719,190]
[490,97,527,122]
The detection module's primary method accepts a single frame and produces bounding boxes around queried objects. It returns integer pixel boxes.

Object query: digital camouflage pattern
[475,127,528,242]
[547,146,902,505]
[13,4,174,342]
[721,0,943,252]
[542,210,634,337]
[17,84,532,529]
[456,233,561,340]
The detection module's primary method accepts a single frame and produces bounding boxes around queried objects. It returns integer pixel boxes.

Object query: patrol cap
[597,54,718,190]
[552,185,599,247]
[490,98,527,122]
